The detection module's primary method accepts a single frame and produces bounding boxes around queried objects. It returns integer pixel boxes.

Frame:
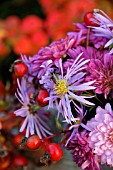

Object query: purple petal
[68,72,86,85]
[105,38,113,48]
[68,91,95,106]
[14,108,28,117]
[20,116,28,132]
[68,82,95,91]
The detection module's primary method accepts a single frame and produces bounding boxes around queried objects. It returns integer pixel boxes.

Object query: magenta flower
[63,45,108,72]
[89,34,107,49]
[86,52,113,99]
[87,103,113,167]
[29,36,75,78]
[67,23,88,47]
[14,78,52,138]
[65,46,113,98]
[66,130,101,170]
[64,46,103,68]
[68,22,107,49]
[40,53,95,124]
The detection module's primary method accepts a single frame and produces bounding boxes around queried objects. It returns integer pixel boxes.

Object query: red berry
[84,11,99,26]
[26,135,41,150]
[13,155,27,166]
[14,61,28,77]
[36,89,49,106]
[13,133,24,147]
[45,143,63,161]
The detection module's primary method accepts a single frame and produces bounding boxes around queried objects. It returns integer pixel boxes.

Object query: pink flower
[29,36,75,78]
[86,52,113,99]
[87,103,113,166]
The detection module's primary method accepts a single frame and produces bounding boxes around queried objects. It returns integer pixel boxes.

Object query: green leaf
[55,118,63,131]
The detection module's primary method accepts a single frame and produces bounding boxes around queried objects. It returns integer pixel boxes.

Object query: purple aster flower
[40,52,95,124]
[86,52,113,99]
[90,9,113,53]
[65,130,101,170]
[14,78,52,138]
[87,103,113,167]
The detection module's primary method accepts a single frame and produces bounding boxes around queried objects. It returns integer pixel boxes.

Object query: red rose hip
[84,11,99,26]
[26,135,41,150]
[45,143,63,161]
[13,133,24,147]
[13,155,27,166]
[14,61,28,77]
[36,89,49,106]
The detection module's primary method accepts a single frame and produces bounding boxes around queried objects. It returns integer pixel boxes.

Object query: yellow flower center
[54,79,68,96]
[74,117,81,125]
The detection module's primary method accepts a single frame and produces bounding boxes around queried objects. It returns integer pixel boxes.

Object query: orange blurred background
[0,0,113,58]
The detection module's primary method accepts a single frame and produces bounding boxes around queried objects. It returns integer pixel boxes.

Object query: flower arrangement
[1,8,113,170]
[10,9,113,169]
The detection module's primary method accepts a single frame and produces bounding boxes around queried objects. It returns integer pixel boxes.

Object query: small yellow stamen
[74,120,81,125]
[54,79,68,96]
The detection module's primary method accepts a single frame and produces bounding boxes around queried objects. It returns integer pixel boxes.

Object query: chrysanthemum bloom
[40,53,95,124]
[87,103,113,167]
[85,52,113,99]
[67,23,88,47]
[66,130,101,170]
[63,46,104,71]
[14,78,52,138]
[90,9,113,54]
[29,36,75,78]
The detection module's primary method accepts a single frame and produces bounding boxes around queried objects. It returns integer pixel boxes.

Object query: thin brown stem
[59,136,68,146]
[86,28,90,47]
[42,129,70,141]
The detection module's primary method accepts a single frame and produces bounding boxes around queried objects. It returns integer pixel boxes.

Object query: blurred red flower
[21,15,43,34]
